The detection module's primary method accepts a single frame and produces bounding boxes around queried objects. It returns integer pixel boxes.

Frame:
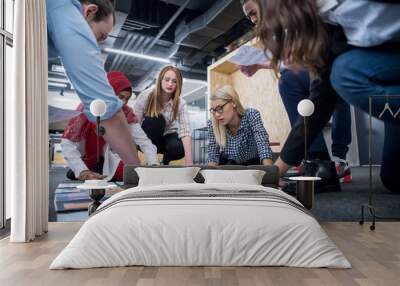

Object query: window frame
[0,0,13,230]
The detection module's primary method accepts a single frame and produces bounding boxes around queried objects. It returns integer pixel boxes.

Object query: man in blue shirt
[47,0,140,175]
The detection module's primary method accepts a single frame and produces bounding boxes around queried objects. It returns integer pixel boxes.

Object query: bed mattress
[50,183,351,269]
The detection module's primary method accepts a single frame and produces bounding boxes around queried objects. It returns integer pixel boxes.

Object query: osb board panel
[231,69,290,152]
[208,68,290,152]
[208,70,232,96]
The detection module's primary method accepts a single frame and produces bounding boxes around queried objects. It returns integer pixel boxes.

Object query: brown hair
[254,0,329,76]
[145,66,183,121]
[79,0,115,24]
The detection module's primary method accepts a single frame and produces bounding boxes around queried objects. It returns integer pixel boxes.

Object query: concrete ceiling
[48,0,252,108]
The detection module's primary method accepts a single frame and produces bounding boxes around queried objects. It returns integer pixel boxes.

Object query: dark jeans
[279,68,351,160]
[280,46,400,193]
[141,115,184,165]
[330,48,400,193]
[219,156,261,166]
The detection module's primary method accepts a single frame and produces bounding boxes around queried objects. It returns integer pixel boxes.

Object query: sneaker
[303,159,341,192]
[282,160,341,194]
[334,159,352,183]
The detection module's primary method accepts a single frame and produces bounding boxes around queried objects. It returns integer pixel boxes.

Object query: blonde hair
[145,65,183,121]
[210,85,245,148]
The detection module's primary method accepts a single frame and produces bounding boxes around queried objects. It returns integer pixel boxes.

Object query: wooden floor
[1,222,399,286]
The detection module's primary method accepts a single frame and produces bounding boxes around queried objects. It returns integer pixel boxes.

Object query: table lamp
[289,99,320,210]
[297,99,315,162]
[80,99,109,215]
[90,99,107,164]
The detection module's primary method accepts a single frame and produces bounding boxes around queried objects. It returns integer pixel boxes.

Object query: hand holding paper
[228,45,270,66]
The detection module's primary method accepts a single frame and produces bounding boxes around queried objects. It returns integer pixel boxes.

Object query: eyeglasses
[209,101,230,114]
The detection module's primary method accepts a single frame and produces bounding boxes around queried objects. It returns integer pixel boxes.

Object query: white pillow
[135,167,201,186]
[200,169,266,185]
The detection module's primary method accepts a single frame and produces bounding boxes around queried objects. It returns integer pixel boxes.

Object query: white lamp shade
[90,99,107,117]
[297,99,315,117]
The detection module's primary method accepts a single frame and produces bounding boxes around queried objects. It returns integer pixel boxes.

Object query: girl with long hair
[207,85,273,166]
[240,0,352,184]
[134,66,193,165]
[254,0,400,192]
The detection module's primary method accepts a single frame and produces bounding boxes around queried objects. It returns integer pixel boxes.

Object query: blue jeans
[279,69,352,160]
[331,48,400,192]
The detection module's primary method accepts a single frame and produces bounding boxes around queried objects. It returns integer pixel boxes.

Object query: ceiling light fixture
[104,48,171,64]
[48,82,68,88]
[51,65,66,73]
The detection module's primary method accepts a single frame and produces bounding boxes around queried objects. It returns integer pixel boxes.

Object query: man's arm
[47,4,139,164]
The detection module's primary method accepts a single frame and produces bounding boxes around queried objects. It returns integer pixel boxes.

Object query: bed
[50,165,350,269]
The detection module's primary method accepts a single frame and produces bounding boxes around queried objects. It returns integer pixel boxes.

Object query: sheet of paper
[228,45,270,66]
[57,182,83,188]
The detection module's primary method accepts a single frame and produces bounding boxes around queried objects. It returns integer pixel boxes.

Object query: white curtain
[8,0,49,242]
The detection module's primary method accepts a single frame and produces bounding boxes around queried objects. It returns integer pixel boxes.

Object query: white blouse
[134,90,192,138]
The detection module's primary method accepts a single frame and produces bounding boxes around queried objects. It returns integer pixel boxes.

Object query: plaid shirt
[134,90,192,138]
[207,108,273,164]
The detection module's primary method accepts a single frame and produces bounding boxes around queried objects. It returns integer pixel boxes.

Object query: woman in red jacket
[62,71,158,181]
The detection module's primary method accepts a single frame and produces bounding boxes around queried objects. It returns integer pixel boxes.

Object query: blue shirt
[47,0,122,122]
[322,0,400,47]
[207,108,273,164]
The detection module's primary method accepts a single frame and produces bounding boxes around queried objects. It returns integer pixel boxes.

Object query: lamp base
[296,180,315,210]
[289,177,321,210]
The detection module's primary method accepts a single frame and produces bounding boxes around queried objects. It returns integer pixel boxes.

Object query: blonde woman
[135,66,193,165]
[207,85,273,166]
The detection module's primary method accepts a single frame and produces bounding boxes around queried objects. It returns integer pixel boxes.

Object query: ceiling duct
[128,0,169,32]
[114,0,131,14]
[174,0,243,50]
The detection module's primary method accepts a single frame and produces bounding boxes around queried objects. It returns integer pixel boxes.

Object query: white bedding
[50,183,351,269]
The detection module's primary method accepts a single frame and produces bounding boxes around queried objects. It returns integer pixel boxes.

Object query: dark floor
[312,167,400,221]
[49,166,400,222]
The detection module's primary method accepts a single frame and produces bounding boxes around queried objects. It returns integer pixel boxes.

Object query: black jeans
[141,115,184,165]
[219,156,261,166]
[279,69,351,160]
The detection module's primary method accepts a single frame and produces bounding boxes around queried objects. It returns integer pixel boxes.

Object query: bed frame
[123,164,280,188]
[86,165,280,215]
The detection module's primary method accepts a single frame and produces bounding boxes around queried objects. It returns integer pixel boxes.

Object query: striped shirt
[207,108,273,164]
[134,90,192,138]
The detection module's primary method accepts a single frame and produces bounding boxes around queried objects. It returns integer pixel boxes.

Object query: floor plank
[0,222,399,286]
